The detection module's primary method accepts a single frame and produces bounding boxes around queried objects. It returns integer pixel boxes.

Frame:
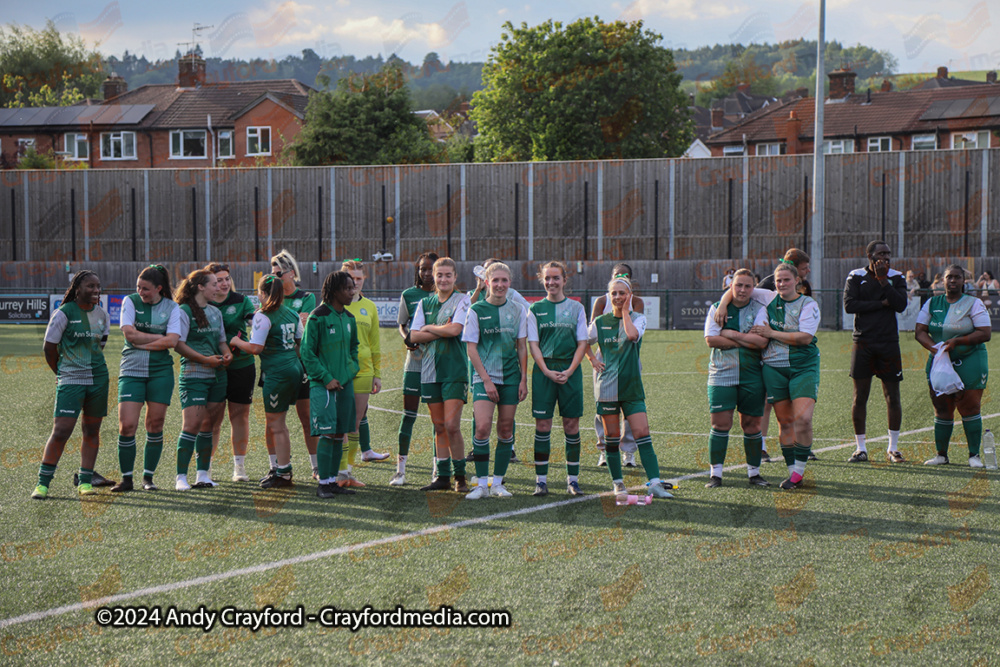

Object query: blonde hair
[607,276,632,293]
[271,249,301,283]
[774,263,798,280]
[433,257,456,273]
[485,262,511,281]
[733,268,755,281]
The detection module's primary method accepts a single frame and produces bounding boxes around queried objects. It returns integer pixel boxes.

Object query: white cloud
[330,15,458,50]
[625,0,749,20]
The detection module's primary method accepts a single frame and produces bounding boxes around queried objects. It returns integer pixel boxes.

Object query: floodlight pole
[811,0,826,291]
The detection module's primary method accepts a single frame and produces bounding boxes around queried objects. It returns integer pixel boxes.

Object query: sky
[4,0,999,74]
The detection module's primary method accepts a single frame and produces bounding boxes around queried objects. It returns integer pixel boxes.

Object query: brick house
[705,68,1000,157]
[0,53,312,168]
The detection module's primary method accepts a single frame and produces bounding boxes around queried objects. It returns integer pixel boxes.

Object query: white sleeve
[526,310,539,342]
[295,317,304,341]
[575,306,588,341]
[509,288,530,311]
[249,312,271,346]
[176,309,191,342]
[916,301,931,326]
[798,301,820,336]
[218,317,226,343]
[704,304,722,337]
[452,295,471,327]
[632,313,647,339]
[753,307,769,327]
[517,306,528,338]
[970,299,991,328]
[587,320,598,345]
[44,309,69,344]
[165,304,183,336]
[397,294,409,327]
[750,287,776,306]
[119,297,136,328]
[411,301,426,331]
[462,307,480,343]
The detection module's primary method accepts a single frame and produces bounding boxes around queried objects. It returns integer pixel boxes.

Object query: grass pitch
[1,326,998,665]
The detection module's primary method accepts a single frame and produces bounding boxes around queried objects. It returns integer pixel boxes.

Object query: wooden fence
[0,149,996,269]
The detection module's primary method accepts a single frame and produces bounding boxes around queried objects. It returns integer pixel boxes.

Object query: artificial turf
[0,326,997,665]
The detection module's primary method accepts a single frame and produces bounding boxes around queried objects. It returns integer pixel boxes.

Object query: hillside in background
[105,39,908,112]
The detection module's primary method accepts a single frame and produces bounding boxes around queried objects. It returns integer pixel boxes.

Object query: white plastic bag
[930,344,964,396]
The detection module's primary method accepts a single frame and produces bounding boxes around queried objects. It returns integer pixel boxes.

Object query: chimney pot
[102,74,127,100]
[880,78,892,92]
[828,69,857,99]
[710,107,724,130]
[178,53,206,88]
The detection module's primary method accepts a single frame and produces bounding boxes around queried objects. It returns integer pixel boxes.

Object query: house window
[17,138,36,150]
[911,134,937,151]
[247,127,271,156]
[952,131,989,149]
[218,130,234,159]
[722,145,746,156]
[170,130,207,158]
[101,131,136,160]
[756,143,786,156]
[64,133,89,160]
[867,136,892,152]
[822,139,855,154]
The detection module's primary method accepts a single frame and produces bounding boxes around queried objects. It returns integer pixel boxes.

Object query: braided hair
[414,252,439,288]
[321,271,353,305]
[63,270,99,306]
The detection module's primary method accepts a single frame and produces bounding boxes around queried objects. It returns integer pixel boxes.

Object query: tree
[471,17,693,161]
[0,21,104,108]
[290,62,442,166]
[695,53,778,106]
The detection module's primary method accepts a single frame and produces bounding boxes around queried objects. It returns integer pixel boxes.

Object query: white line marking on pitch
[366,405,860,441]
[5,413,994,631]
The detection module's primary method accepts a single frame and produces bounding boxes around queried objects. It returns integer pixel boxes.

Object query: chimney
[880,79,893,92]
[710,107,724,131]
[937,66,949,79]
[736,82,751,94]
[785,110,801,155]
[102,73,127,100]
[988,71,997,84]
[828,68,856,99]
[178,52,206,88]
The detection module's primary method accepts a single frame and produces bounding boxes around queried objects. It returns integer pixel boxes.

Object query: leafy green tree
[0,21,104,108]
[16,147,56,169]
[290,62,442,165]
[472,17,692,161]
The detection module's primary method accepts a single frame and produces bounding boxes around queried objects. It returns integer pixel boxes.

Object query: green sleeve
[300,316,334,387]
[242,296,255,322]
[303,292,317,312]
[350,318,360,378]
